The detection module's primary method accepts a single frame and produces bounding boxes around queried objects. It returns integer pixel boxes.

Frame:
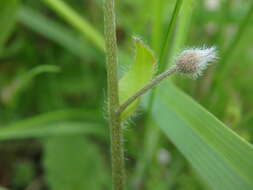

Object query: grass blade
[133,0,194,185]
[18,6,97,60]
[151,0,165,54]
[0,122,106,141]
[0,109,103,140]
[0,0,20,51]
[150,82,253,190]
[213,2,253,87]
[1,65,59,105]
[158,0,183,72]
[42,0,105,51]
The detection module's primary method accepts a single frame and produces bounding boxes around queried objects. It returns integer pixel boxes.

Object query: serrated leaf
[119,38,156,120]
[150,82,253,190]
[43,135,109,190]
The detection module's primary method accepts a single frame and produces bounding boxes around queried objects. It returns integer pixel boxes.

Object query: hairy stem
[117,66,178,115]
[103,0,125,190]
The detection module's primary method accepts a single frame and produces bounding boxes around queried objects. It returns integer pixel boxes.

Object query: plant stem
[117,66,177,115]
[103,0,125,190]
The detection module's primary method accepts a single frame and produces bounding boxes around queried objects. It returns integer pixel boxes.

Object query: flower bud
[175,47,217,78]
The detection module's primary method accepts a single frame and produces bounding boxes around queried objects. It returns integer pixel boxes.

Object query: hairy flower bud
[175,47,217,78]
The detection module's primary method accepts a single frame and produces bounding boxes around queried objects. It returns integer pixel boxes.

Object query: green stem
[117,66,177,115]
[103,0,125,190]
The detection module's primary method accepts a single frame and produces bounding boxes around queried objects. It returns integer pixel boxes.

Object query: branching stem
[117,66,178,115]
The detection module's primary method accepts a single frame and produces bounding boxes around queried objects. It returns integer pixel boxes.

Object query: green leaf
[0,109,105,141]
[150,82,253,190]
[169,0,194,67]
[42,0,105,51]
[43,135,109,190]
[0,0,20,50]
[1,65,59,105]
[158,0,183,71]
[119,37,156,120]
[18,6,98,60]
[0,122,106,141]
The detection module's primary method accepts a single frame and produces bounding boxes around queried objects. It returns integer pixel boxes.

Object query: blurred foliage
[43,135,109,190]
[12,161,35,189]
[0,0,253,190]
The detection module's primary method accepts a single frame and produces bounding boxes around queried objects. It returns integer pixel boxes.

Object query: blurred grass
[0,0,253,190]
[18,6,98,60]
[42,0,105,51]
[0,0,20,52]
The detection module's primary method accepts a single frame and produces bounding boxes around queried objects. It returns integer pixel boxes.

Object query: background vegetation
[0,0,253,190]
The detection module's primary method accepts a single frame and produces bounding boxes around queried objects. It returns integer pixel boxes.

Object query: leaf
[42,0,105,51]
[158,0,183,71]
[1,65,59,105]
[168,0,194,67]
[43,135,109,190]
[119,37,156,120]
[18,6,98,60]
[0,122,106,141]
[0,109,105,141]
[0,0,20,50]
[150,82,253,190]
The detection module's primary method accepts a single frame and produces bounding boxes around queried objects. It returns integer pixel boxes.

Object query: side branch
[117,66,178,115]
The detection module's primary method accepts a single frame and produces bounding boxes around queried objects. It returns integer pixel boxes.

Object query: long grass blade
[149,82,253,190]
[18,6,98,59]
[42,0,105,51]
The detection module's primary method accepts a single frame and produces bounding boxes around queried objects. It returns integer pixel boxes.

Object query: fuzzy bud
[175,47,217,78]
